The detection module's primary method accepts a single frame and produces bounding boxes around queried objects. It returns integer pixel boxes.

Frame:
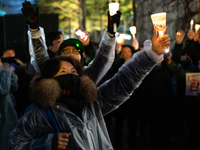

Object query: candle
[129,26,136,38]
[151,12,166,37]
[176,31,180,36]
[190,20,194,30]
[195,24,200,31]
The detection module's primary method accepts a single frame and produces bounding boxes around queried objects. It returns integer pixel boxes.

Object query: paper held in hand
[151,12,166,37]
[109,2,119,33]
[186,73,200,96]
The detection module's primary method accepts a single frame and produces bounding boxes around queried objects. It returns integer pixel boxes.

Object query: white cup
[151,12,166,37]
[130,26,136,38]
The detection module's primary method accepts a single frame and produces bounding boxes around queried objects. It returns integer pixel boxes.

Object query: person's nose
[69,53,75,58]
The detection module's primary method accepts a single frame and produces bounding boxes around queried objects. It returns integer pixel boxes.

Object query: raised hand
[194,31,199,42]
[152,28,171,55]
[107,10,121,35]
[132,38,139,50]
[21,1,39,29]
[52,132,71,150]
[176,30,185,44]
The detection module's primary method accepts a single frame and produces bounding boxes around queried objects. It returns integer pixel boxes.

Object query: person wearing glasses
[23,1,121,85]
[56,39,85,64]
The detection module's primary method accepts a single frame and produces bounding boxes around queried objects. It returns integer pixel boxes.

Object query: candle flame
[195,24,200,31]
[190,20,194,25]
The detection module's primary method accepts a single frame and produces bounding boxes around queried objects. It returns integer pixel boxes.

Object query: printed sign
[186,73,200,96]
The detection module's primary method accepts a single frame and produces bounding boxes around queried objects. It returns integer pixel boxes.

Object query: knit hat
[57,38,85,56]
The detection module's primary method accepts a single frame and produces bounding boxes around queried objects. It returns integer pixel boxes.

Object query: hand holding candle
[152,28,170,55]
[109,2,119,33]
[176,30,185,44]
[107,10,121,35]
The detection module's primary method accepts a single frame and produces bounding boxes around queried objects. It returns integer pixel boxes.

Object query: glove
[21,1,39,29]
[107,10,121,35]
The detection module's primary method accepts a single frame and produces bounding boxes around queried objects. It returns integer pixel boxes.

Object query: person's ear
[82,51,86,58]
[49,46,53,51]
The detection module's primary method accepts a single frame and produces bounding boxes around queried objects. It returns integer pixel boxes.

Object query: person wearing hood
[8,29,170,150]
[0,60,18,150]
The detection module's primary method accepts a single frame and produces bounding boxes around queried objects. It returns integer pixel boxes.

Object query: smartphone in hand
[75,28,88,41]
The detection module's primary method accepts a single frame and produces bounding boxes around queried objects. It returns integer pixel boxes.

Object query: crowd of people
[0,1,200,150]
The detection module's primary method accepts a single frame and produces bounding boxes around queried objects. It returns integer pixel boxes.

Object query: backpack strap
[43,108,61,133]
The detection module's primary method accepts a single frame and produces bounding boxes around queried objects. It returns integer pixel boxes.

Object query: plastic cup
[151,12,166,36]
[109,2,119,32]
[130,26,136,38]
[109,3,119,16]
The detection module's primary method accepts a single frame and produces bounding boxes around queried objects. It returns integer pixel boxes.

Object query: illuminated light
[76,43,79,47]
[125,34,132,40]
[0,10,6,16]
[151,12,167,37]
[117,34,132,43]
[190,20,194,30]
[117,34,125,44]
[165,49,170,53]
[195,24,200,31]
[177,32,180,35]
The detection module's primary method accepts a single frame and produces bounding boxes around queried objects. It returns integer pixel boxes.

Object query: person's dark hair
[3,47,15,53]
[41,56,84,78]
[122,45,135,54]
[46,31,63,47]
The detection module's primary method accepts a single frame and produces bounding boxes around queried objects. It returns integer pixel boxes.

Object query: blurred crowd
[0,1,200,150]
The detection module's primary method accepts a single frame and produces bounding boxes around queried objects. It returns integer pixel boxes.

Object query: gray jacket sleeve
[28,27,49,73]
[83,29,116,85]
[0,65,18,95]
[97,40,164,115]
[8,105,54,150]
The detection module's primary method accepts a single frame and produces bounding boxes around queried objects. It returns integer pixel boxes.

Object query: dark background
[0,14,58,63]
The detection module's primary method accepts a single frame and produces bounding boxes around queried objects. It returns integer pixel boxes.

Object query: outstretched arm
[97,30,170,115]
[22,1,49,73]
[83,11,121,85]
[171,30,185,64]
[28,27,49,73]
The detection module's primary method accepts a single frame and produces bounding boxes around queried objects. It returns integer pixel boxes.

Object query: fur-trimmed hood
[30,75,97,108]
[30,75,61,107]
